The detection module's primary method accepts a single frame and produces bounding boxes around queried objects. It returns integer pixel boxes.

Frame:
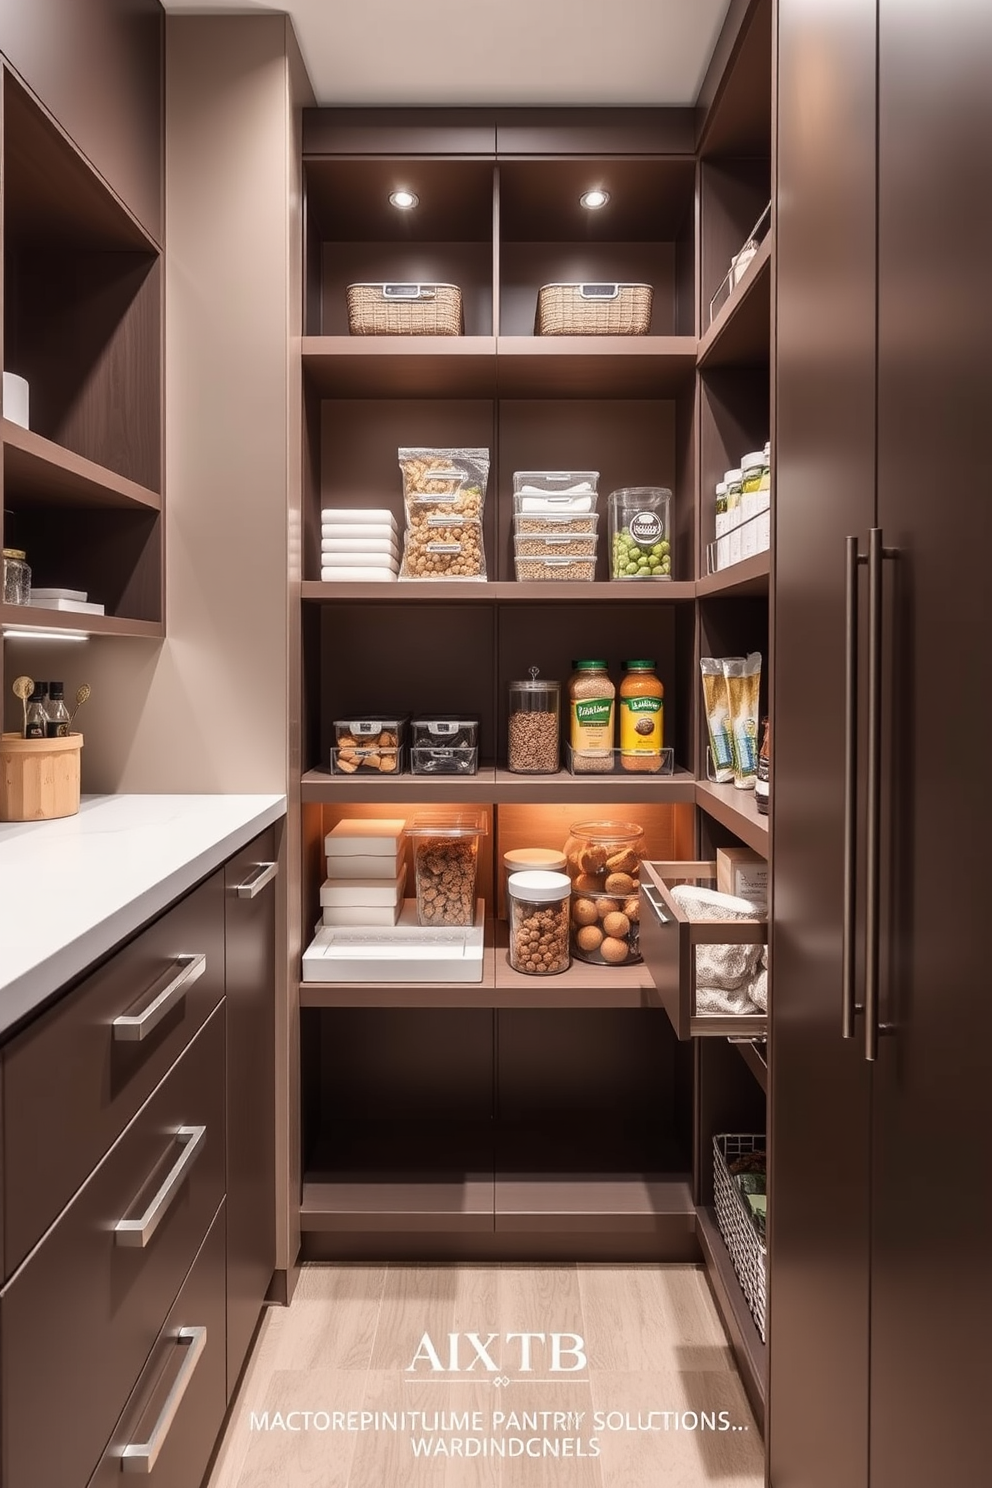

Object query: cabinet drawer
[2,868,224,1272]
[640,861,768,1040]
[87,1202,227,1488]
[0,1006,226,1488]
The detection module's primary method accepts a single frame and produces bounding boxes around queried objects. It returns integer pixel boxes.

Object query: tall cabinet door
[768,3,877,1485]
[871,4,992,1485]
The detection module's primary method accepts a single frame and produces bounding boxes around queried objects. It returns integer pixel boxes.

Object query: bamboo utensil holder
[0,732,82,821]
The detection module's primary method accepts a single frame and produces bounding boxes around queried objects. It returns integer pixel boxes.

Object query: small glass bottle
[45,682,71,738]
[755,717,771,816]
[619,660,664,773]
[2,547,31,605]
[24,682,48,739]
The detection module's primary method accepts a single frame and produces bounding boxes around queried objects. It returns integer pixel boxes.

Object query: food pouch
[722,652,762,789]
[700,657,738,783]
[398,447,490,581]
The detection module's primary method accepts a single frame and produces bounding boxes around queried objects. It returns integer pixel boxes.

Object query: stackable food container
[410,716,480,775]
[329,716,407,776]
[512,472,601,581]
[406,812,486,927]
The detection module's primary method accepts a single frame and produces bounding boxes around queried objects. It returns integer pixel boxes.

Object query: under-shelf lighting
[580,188,610,210]
[3,626,90,642]
[388,189,419,210]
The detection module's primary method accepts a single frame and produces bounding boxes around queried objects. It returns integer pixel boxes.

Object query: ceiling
[162,1,733,108]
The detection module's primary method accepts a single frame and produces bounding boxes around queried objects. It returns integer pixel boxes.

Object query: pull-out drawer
[3,868,224,1272]
[0,1006,225,1488]
[87,1202,227,1488]
[640,861,768,1040]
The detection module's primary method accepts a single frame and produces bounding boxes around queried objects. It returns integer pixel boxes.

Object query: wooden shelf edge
[696,1205,767,1431]
[1,606,163,639]
[695,782,769,856]
[696,551,770,598]
[300,765,697,804]
[697,234,772,369]
[2,420,161,511]
[302,579,697,603]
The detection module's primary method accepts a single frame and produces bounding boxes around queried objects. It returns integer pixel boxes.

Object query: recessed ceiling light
[389,190,419,210]
[580,189,610,210]
[3,627,90,641]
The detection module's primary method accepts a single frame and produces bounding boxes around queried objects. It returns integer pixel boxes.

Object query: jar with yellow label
[619,660,664,772]
[568,660,615,773]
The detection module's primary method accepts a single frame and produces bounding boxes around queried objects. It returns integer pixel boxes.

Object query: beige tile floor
[207,1264,764,1488]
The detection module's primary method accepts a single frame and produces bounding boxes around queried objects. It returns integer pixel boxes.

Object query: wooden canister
[0,732,82,821]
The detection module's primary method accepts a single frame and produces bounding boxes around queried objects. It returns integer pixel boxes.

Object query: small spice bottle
[741,452,765,494]
[619,660,664,772]
[724,468,743,514]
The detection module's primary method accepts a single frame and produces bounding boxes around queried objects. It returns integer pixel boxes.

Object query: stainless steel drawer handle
[112,954,207,1042]
[114,1125,206,1248]
[121,1326,207,1474]
[236,861,278,899]
[642,884,670,925]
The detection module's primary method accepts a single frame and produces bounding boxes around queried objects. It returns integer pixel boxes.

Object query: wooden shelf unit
[301,764,697,805]
[0,68,164,642]
[696,782,769,858]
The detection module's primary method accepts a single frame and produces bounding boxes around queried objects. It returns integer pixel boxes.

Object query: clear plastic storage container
[512,470,599,495]
[513,512,600,537]
[330,717,406,776]
[407,812,486,926]
[609,487,672,580]
[563,820,645,965]
[507,870,572,976]
[409,716,480,776]
[515,556,596,582]
[513,532,598,559]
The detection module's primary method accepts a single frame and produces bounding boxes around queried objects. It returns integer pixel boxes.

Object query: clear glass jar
[724,468,743,513]
[563,820,645,965]
[2,548,30,606]
[609,486,672,580]
[507,870,571,976]
[741,452,765,493]
[508,672,560,773]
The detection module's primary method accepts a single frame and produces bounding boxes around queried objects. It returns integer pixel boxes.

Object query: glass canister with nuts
[563,820,645,965]
[507,669,561,773]
[507,870,572,976]
[406,811,486,927]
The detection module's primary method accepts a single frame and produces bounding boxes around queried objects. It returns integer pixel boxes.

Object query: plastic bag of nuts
[400,516,485,579]
[406,811,486,927]
[507,870,572,976]
[563,820,645,965]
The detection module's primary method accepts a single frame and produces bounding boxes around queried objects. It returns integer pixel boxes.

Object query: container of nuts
[507,671,560,774]
[507,870,572,976]
[330,717,406,776]
[407,811,486,927]
[563,820,645,966]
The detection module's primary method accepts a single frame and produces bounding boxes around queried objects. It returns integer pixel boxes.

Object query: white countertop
[0,793,286,1036]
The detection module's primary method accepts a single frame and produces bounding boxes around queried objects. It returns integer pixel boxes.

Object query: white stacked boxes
[321,508,399,581]
[319,818,406,926]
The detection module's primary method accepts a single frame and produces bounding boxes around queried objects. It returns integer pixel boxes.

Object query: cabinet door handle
[865,528,900,1061]
[843,536,864,1038]
[112,954,206,1042]
[641,884,669,925]
[114,1125,206,1248]
[120,1326,207,1473]
[235,861,278,899]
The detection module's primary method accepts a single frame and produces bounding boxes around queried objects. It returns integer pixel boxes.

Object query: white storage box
[321,522,397,543]
[302,899,485,982]
[321,902,404,928]
[320,567,398,582]
[324,846,406,880]
[325,818,406,857]
[320,552,399,570]
[319,867,406,908]
[321,535,399,555]
[321,508,396,526]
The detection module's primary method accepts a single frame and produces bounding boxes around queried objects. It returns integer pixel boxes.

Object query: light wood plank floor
[207,1264,764,1488]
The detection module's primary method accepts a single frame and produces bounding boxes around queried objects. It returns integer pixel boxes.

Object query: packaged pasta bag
[700,657,738,784]
[722,652,762,789]
[398,447,490,580]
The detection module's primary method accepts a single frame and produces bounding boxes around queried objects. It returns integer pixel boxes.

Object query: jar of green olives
[609,487,672,580]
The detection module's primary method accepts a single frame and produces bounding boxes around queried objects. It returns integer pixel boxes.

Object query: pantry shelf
[695,551,770,598]
[695,782,769,857]
[301,580,697,604]
[2,420,162,511]
[697,234,772,371]
[494,337,698,398]
[299,925,658,1009]
[300,766,697,805]
[0,605,163,639]
[696,1204,767,1428]
[302,337,497,397]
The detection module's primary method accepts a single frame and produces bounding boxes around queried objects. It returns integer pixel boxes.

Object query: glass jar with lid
[507,669,560,773]
[741,452,765,494]
[2,548,30,606]
[568,660,615,772]
[502,847,567,914]
[609,486,672,580]
[507,870,571,975]
[563,820,645,965]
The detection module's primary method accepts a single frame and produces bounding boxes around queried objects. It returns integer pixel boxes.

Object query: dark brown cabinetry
[0,824,281,1488]
[224,828,278,1395]
[770,2,991,1486]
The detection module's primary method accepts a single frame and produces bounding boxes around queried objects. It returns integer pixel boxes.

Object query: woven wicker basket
[713,1133,767,1341]
[536,282,653,336]
[347,283,463,336]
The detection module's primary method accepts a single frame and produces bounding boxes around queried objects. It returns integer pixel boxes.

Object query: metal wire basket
[713,1132,767,1341]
